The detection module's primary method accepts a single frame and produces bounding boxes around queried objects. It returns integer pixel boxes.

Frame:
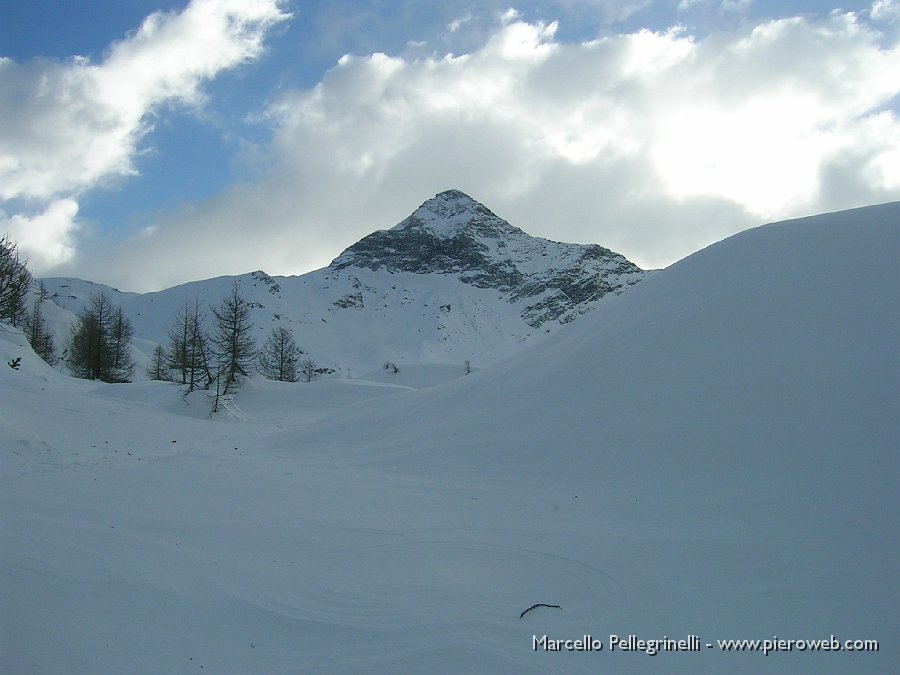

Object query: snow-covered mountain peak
[328,189,644,330]
[330,189,529,274]
[391,189,524,240]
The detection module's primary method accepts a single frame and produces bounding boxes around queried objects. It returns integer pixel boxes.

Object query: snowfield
[2,203,898,673]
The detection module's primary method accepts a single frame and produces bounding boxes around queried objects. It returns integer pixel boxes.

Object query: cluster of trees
[3,234,319,391]
[258,326,319,383]
[257,327,298,382]
[147,281,319,391]
[74,280,320,391]
[1,235,57,365]
[67,291,135,382]
[3,235,127,374]
[145,282,258,394]
[1,235,31,326]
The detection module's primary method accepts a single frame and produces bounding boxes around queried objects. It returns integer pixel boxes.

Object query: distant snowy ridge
[41,190,646,374]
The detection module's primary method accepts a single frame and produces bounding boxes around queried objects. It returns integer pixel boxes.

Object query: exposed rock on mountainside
[331,189,644,326]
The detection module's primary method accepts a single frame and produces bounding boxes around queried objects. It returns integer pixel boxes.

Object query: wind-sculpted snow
[3,202,897,673]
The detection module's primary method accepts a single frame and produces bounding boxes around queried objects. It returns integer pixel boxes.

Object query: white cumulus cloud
[0,199,80,271]
[0,0,289,271]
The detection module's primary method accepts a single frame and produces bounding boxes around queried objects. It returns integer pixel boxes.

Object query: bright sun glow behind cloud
[648,13,900,217]
[266,10,899,211]
[653,97,834,215]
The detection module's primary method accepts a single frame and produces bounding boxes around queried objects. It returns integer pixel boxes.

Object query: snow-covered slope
[292,201,900,669]
[41,190,644,375]
[2,202,897,673]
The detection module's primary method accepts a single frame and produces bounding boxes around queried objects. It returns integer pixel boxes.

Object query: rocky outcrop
[330,189,644,327]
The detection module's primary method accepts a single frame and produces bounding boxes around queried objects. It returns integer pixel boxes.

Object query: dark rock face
[329,190,645,327]
[512,246,644,326]
[249,270,281,295]
[332,227,497,277]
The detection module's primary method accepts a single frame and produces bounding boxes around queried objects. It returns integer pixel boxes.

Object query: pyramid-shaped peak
[384,190,525,239]
[434,188,476,201]
[392,189,517,238]
[427,189,481,207]
[327,189,645,325]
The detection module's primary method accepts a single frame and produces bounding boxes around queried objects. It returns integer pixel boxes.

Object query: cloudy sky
[2,0,898,291]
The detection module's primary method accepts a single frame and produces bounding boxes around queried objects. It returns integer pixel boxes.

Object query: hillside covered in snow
[2,202,898,673]
[40,190,644,376]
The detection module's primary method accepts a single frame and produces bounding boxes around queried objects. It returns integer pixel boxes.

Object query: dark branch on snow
[519,603,561,619]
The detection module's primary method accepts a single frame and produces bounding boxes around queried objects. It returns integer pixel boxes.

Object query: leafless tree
[258,326,301,382]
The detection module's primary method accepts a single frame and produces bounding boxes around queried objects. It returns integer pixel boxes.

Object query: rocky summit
[331,189,645,326]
